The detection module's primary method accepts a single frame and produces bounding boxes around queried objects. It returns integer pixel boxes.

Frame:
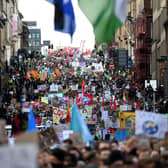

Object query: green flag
[78,0,128,44]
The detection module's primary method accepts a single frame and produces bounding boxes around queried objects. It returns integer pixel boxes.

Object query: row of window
[29,33,40,39]
[29,41,41,47]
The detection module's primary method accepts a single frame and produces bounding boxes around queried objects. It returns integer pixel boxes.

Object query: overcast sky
[18,0,95,50]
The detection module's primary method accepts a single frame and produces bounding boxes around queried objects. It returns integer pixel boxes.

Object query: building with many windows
[152,0,168,97]
[0,0,23,92]
[28,28,41,54]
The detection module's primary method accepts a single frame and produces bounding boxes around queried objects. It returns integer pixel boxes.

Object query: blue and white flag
[70,102,94,144]
[46,0,76,38]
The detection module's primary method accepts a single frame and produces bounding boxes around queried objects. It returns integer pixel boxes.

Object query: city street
[0,0,168,168]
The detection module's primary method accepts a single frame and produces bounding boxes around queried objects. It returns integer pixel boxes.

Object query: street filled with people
[1,47,168,168]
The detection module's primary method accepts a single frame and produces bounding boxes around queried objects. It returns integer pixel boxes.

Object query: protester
[1,47,168,168]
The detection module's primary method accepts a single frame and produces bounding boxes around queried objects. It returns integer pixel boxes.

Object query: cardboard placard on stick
[38,127,60,151]
[70,133,83,147]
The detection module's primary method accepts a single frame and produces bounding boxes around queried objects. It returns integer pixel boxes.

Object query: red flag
[66,96,71,123]
[114,99,117,111]
[102,96,104,107]
[31,99,40,108]
[26,70,31,80]
[110,97,113,108]
[76,94,83,108]
[13,115,20,136]
[136,99,141,108]
[82,80,85,94]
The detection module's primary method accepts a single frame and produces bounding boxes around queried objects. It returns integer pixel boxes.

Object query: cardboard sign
[41,97,49,104]
[38,127,60,150]
[70,133,83,146]
[63,130,73,140]
[120,105,132,111]
[120,112,135,128]
[0,144,38,168]
[82,105,92,119]
[37,84,47,91]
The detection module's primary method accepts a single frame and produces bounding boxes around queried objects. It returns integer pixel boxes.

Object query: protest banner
[53,107,67,124]
[135,110,168,139]
[37,84,47,91]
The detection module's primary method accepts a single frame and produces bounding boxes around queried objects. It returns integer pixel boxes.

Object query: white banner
[135,110,168,139]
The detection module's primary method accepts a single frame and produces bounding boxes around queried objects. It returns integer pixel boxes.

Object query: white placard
[63,130,73,140]
[135,110,168,139]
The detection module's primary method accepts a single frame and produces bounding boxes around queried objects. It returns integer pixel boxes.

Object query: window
[28,34,31,39]
[36,33,40,38]
[32,33,36,38]
[36,41,40,46]
[150,0,152,9]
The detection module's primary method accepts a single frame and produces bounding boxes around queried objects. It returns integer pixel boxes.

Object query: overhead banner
[12,14,18,35]
[135,110,168,139]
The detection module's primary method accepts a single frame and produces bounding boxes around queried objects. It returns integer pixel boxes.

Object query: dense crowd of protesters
[1,48,168,167]
[37,136,168,168]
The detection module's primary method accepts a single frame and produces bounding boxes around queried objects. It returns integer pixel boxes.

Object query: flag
[70,102,94,144]
[136,99,141,108]
[82,94,93,105]
[27,106,37,132]
[110,97,113,108]
[81,80,85,94]
[26,70,31,80]
[47,0,76,38]
[31,99,40,108]
[66,97,71,123]
[102,96,104,107]
[114,99,117,111]
[66,55,70,62]
[78,0,129,44]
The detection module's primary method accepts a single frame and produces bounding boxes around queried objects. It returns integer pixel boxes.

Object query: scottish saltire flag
[46,0,76,38]
[78,0,129,44]
[71,102,94,144]
[27,106,37,132]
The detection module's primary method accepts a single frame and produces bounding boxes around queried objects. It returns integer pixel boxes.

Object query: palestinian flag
[78,0,129,44]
